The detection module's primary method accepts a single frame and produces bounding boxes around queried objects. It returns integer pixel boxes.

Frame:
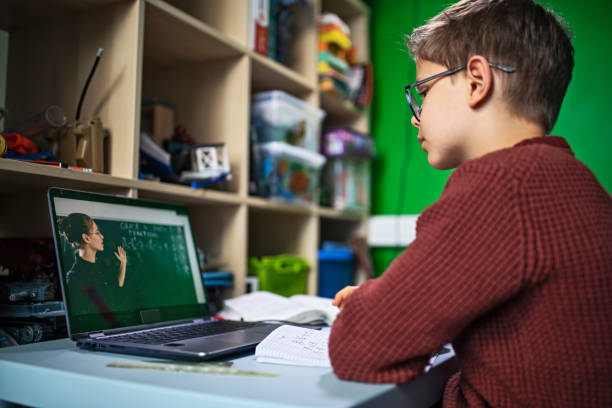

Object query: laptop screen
[48,188,208,336]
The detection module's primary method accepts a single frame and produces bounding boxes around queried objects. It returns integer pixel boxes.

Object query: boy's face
[411,59,471,170]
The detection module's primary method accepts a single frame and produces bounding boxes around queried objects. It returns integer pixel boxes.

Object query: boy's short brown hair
[406,0,574,133]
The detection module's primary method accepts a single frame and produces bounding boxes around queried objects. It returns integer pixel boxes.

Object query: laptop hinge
[94,318,197,337]
[89,332,105,338]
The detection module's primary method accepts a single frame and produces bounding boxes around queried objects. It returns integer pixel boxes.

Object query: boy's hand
[332,285,359,311]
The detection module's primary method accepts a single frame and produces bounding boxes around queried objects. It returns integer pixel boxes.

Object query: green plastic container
[248,255,309,297]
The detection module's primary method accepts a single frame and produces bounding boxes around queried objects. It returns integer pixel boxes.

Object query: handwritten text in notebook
[255,325,331,367]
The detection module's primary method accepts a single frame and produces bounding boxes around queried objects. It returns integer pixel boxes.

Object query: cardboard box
[141,104,174,144]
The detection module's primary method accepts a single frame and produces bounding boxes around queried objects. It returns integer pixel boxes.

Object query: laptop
[48,187,279,361]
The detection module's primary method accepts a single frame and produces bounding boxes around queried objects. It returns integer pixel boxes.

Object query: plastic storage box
[322,157,371,211]
[248,255,309,297]
[253,141,326,204]
[321,128,375,157]
[317,242,355,299]
[320,129,374,211]
[251,90,326,152]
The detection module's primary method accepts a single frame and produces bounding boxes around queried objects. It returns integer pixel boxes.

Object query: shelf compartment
[319,86,370,135]
[162,0,248,48]
[142,8,249,196]
[319,0,370,133]
[5,0,142,179]
[319,214,371,287]
[319,215,366,243]
[249,0,318,96]
[321,0,370,63]
[319,90,364,121]
[190,203,247,299]
[144,0,244,66]
[247,207,315,254]
[248,208,318,293]
[250,52,315,96]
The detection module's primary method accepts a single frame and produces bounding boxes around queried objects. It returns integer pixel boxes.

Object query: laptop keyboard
[103,320,260,345]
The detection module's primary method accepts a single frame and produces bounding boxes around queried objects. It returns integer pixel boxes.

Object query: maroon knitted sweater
[329,137,612,407]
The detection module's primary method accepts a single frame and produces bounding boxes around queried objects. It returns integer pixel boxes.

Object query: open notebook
[255,325,331,367]
[220,291,340,325]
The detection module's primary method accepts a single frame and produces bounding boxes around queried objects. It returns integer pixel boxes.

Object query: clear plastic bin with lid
[251,90,325,152]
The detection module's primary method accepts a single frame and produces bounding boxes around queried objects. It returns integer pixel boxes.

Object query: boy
[328,1,612,407]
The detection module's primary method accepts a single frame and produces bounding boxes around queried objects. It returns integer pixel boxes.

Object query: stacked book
[250,0,305,65]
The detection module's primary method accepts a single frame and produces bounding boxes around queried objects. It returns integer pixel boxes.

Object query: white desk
[0,338,458,408]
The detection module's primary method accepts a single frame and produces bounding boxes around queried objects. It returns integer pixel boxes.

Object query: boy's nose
[411,115,420,128]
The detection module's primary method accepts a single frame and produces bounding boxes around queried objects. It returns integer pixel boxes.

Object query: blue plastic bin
[317,242,355,299]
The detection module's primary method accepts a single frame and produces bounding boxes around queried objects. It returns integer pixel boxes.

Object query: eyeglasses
[405,62,516,122]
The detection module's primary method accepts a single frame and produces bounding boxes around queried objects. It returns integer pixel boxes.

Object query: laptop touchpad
[174,332,252,352]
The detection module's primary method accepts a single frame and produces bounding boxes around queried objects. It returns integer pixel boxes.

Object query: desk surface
[0,338,457,408]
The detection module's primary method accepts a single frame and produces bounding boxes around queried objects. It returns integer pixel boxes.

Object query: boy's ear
[465,55,493,108]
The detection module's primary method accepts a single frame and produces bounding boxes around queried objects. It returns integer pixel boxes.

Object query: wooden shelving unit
[0,0,370,297]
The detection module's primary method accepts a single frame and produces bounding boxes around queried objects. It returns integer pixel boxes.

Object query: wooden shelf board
[144,0,243,66]
[247,196,315,216]
[0,159,133,193]
[317,206,367,221]
[0,159,242,207]
[250,52,315,96]
[321,0,370,19]
[319,90,364,121]
[134,179,242,205]
[247,196,367,221]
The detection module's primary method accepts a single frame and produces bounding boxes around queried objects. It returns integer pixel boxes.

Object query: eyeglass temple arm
[405,62,516,91]
[405,65,466,90]
[489,63,516,73]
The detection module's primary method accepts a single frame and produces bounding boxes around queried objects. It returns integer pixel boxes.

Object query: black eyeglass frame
[405,62,516,122]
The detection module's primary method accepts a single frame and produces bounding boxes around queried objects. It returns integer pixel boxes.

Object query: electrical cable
[76,48,104,121]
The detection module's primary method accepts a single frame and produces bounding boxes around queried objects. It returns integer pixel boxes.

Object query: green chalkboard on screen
[59,217,199,325]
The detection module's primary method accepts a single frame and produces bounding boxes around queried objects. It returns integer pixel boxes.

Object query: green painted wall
[366,0,612,275]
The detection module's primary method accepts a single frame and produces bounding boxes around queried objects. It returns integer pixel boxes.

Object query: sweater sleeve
[328,163,527,383]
